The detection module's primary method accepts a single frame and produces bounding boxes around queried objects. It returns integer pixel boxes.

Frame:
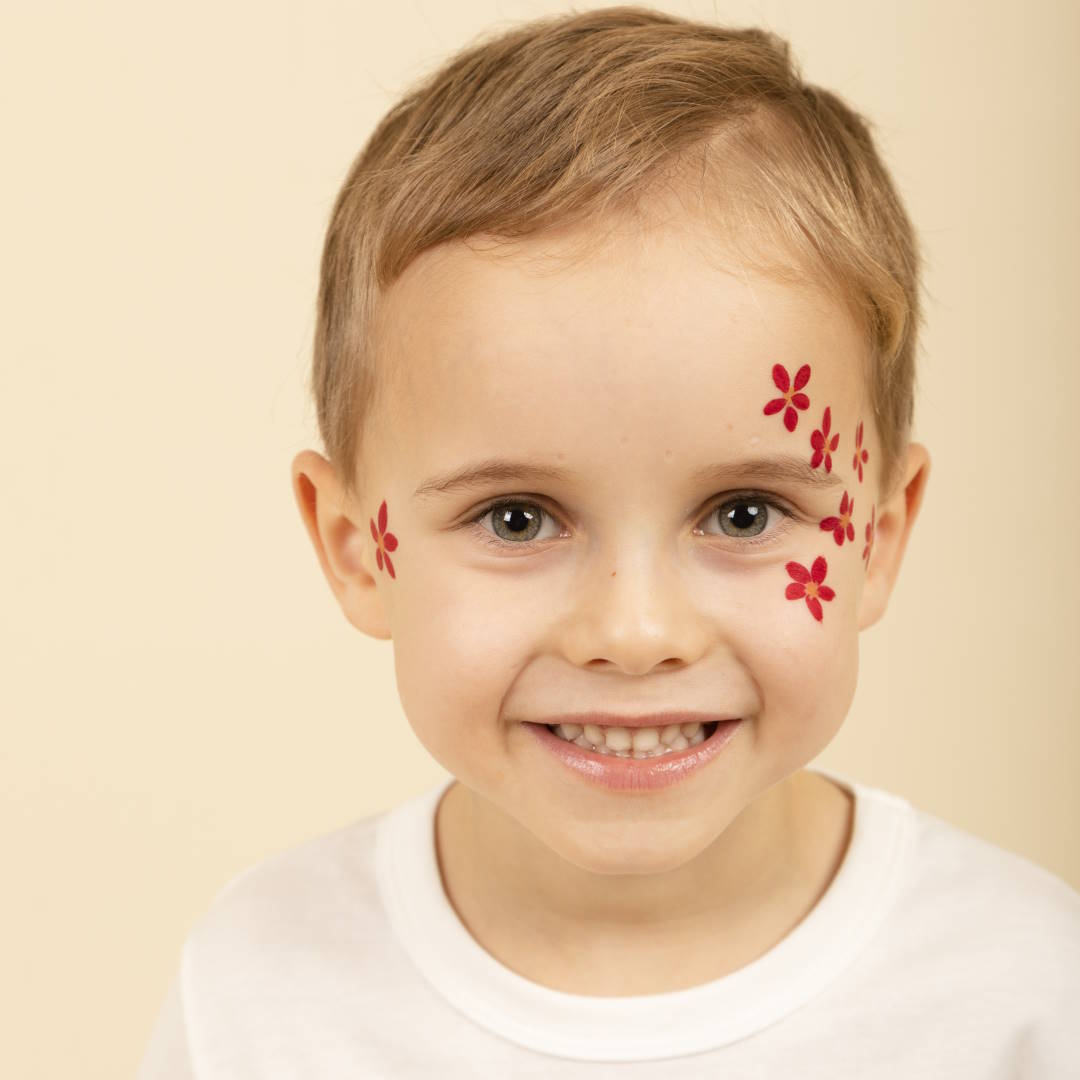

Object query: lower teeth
[547,721,718,758]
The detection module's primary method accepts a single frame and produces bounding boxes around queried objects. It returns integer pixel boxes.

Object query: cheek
[388,570,528,766]
[741,557,861,757]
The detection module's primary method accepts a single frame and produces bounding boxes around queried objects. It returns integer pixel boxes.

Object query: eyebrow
[412,453,844,501]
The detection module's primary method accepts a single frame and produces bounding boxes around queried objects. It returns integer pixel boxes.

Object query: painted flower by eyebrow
[369,499,399,579]
[863,504,876,569]
[785,555,836,622]
[853,421,869,482]
[820,491,855,546]
[809,406,840,472]
[763,363,811,432]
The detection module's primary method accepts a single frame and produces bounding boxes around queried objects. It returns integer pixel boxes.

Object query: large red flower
[785,556,836,622]
[763,363,811,432]
[809,406,840,472]
[820,491,855,546]
[369,499,399,579]
[862,505,876,568]
[852,420,869,482]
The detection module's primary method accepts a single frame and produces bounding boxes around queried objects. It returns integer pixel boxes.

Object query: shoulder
[180,808,388,988]
[891,794,1080,983]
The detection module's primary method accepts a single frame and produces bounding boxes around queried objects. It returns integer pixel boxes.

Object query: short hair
[310,5,921,504]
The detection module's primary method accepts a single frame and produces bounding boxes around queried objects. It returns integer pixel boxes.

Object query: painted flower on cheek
[785,556,836,622]
[369,499,399,579]
[863,505,876,569]
[853,421,869,482]
[820,491,855,546]
[809,406,840,472]
[762,363,811,432]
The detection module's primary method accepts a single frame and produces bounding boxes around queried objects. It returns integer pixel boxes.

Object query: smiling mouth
[541,719,720,758]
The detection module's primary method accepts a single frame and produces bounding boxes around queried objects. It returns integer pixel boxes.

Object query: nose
[560,539,712,676]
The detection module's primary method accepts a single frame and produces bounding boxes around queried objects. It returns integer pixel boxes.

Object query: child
[138,7,1079,1076]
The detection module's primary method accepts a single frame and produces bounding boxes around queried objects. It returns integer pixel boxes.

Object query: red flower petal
[811,430,825,450]
[793,364,811,391]
[839,491,849,515]
[383,531,398,552]
[846,523,855,541]
[370,518,380,542]
[378,500,388,534]
[820,516,838,533]
[785,582,806,600]
[810,449,823,469]
[375,548,383,571]
[784,406,798,432]
[828,434,839,451]
[772,363,790,392]
[824,454,833,473]
[818,585,836,601]
[806,596,823,621]
[790,392,810,411]
[786,560,810,583]
[811,555,828,583]
[821,406,831,434]
[385,554,395,579]
[763,398,786,416]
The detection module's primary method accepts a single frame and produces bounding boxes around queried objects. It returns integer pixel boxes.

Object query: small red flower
[820,491,855,546]
[852,420,869,482]
[862,505,876,568]
[763,363,811,432]
[369,499,399,579]
[809,406,840,472]
[785,556,836,622]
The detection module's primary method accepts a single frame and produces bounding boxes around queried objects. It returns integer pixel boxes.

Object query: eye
[463,491,795,551]
[469,499,564,548]
[699,494,792,543]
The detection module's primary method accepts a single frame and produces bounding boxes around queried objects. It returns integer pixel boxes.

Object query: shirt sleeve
[136,974,196,1080]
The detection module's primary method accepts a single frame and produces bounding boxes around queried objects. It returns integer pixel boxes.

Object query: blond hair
[311,5,921,503]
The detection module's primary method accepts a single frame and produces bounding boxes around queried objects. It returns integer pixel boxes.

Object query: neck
[434,769,853,995]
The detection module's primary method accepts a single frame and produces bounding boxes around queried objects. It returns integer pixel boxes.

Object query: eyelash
[461,491,798,552]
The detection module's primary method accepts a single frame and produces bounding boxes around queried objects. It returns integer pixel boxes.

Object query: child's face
[297,209,926,875]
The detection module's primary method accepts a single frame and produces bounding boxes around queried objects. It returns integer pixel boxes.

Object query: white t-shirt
[137,767,1080,1077]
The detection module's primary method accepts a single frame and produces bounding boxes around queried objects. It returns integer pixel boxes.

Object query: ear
[290,450,393,640]
[857,441,931,631]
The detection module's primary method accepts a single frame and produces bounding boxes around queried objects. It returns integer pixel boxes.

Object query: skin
[291,203,930,996]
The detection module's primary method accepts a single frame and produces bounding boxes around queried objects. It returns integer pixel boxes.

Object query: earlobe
[290,450,393,640]
[856,442,931,631]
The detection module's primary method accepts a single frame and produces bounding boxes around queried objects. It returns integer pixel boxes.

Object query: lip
[528,711,731,730]
[523,718,742,792]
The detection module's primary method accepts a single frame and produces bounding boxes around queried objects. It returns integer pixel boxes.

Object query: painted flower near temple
[369,499,399,579]
[820,491,856,546]
[763,363,811,432]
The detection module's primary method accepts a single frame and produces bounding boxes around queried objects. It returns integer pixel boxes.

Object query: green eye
[717,499,769,537]
[487,502,545,543]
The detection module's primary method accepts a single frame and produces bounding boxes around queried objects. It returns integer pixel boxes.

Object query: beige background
[2,1,1078,1077]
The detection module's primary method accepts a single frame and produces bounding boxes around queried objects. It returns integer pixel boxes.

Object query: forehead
[373,217,867,481]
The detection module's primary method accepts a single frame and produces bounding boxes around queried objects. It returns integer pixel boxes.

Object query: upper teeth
[551,721,707,757]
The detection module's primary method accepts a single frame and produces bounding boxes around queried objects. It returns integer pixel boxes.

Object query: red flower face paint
[820,490,855,546]
[852,420,869,482]
[809,406,840,472]
[369,499,399,579]
[762,363,811,432]
[863,505,876,569]
[785,556,836,622]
